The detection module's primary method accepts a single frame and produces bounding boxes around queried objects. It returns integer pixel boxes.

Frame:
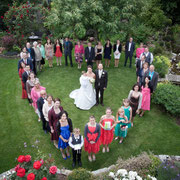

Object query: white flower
[109,172,115,178]
[128,171,138,180]
[89,78,95,84]
[148,174,157,180]
[116,169,128,177]
[122,178,129,180]
[136,175,142,180]
[114,178,119,180]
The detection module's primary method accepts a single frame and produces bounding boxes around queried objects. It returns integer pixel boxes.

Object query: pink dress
[74,45,84,63]
[141,86,150,111]
[31,86,46,110]
[136,48,145,58]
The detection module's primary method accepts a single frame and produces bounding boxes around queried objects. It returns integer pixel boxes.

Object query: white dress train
[69,75,96,110]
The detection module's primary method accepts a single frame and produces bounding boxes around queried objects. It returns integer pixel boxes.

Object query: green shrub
[13,45,21,53]
[153,56,170,78]
[68,168,93,180]
[153,45,163,55]
[152,82,180,116]
[148,154,161,176]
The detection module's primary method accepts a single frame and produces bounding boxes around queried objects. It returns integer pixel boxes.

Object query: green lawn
[0,54,180,174]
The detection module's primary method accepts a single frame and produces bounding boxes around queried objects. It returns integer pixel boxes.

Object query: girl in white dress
[113,40,122,67]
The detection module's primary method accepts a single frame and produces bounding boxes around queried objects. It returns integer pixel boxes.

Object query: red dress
[19,68,27,99]
[100,118,114,145]
[55,45,62,57]
[84,126,101,154]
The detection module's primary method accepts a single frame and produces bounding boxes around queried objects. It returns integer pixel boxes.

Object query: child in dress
[114,108,128,144]
[69,128,84,168]
[99,107,115,153]
[122,99,132,128]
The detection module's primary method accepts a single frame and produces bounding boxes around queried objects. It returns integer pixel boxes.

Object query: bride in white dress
[69,66,96,110]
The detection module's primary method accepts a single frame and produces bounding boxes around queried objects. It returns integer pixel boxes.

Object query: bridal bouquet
[89,78,95,84]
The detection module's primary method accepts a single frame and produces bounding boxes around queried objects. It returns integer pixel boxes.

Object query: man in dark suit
[64,37,73,67]
[140,47,153,65]
[37,90,47,133]
[145,65,159,92]
[124,37,135,68]
[26,42,36,74]
[94,64,108,106]
[85,42,95,68]
[22,65,31,87]
[18,52,33,72]
[136,55,146,76]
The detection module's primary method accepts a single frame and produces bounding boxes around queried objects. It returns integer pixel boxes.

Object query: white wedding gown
[69,75,96,110]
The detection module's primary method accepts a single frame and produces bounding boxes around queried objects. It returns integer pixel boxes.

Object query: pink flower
[17,155,25,163]
[41,178,47,180]
[33,161,41,170]
[17,168,25,177]
[49,166,57,174]
[27,173,35,180]
[40,159,44,165]
[1,16,3,19]
[15,164,20,172]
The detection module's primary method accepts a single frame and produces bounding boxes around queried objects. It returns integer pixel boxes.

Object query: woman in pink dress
[140,76,153,117]
[54,39,63,66]
[74,41,84,69]
[31,79,46,121]
[136,43,145,63]
[99,107,115,153]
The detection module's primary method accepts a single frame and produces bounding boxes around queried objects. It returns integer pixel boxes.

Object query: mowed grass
[0,53,180,173]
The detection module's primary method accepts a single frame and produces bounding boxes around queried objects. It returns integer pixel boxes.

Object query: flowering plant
[4,154,58,180]
[109,169,157,180]
[2,1,47,47]
[89,78,95,84]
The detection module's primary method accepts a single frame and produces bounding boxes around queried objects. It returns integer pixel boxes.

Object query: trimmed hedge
[152,82,180,116]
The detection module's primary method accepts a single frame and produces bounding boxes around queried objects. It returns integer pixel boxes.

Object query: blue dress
[58,125,70,149]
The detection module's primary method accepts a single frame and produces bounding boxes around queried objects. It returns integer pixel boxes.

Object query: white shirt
[128,42,132,51]
[69,135,84,150]
[88,47,91,52]
[140,52,154,64]
[98,69,103,78]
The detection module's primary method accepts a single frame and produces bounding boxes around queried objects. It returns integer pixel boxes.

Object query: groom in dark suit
[95,64,108,106]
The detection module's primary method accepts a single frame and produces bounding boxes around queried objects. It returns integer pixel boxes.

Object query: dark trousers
[41,116,47,131]
[124,51,133,67]
[72,149,81,163]
[87,60,93,68]
[96,86,104,104]
[65,53,73,67]
[32,60,37,75]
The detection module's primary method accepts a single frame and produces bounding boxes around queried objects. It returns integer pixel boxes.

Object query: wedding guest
[74,41,84,69]
[26,42,36,74]
[54,39,63,66]
[38,41,45,69]
[95,64,108,106]
[69,128,84,167]
[113,40,122,67]
[37,90,47,133]
[99,107,115,153]
[95,41,103,68]
[20,47,30,59]
[18,62,28,99]
[136,55,146,83]
[104,39,112,68]
[31,79,46,121]
[22,65,31,88]
[139,76,153,117]
[48,98,63,148]
[124,37,135,68]
[45,39,54,68]
[145,65,159,92]
[122,99,132,128]
[18,52,33,72]
[26,72,39,105]
[33,41,42,73]
[135,43,145,63]
[138,62,149,86]
[84,115,101,162]
[140,47,153,65]
[64,37,73,67]
[56,111,73,159]
[85,42,95,68]
[114,108,128,144]
[128,84,142,127]
[43,94,54,132]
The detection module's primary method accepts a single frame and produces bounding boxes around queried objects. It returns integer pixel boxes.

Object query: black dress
[95,48,102,60]
[129,96,139,117]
